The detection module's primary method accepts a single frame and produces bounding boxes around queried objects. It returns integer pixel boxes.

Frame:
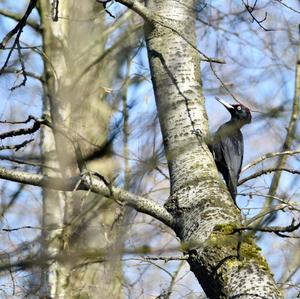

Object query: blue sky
[0,0,300,297]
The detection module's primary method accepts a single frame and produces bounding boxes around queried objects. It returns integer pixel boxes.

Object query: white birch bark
[38,2,133,297]
[144,0,281,297]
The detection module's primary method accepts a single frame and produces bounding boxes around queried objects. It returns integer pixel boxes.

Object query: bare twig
[0,0,37,48]
[96,0,116,18]
[256,26,300,226]
[239,193,300,212]
[212,72,242,105]
[142,255,188,261]
[0,166,174,227]
[0,116,33,124]
[78,24,142,80]
[0,8,40,31]
[273,0,300,14]
[242,150,300,172]
[238,167,300,185]
[99,0,225,64]
[9,40,27,91]
[0,154,58,170]
[0,0,38,88]
[122,58,131,189]
[0,116,40,140]
[245,204,289,226]
[164,261,185,299]
[2,225,42,232]
[0,114,116,177]
[2,68,44,83]
[1,183,26,216]
[242,0,273,31]
[234,219,300,238]
[0,139,34,151]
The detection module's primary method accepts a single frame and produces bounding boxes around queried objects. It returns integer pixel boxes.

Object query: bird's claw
[191,129,201,136]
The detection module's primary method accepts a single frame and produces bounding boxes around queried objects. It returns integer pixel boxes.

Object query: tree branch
[1,68,44,83]
[255,27,300,227]
[245,204,289,226]
[0,8,40,32]
[273,0,300,13]
[234,219,300,238]
[0,0,38,49]
[242,0,273,31]
[9,40,27,91]
[0,139,34,151]
[238,167,300,186]
[0,116,40,139]
[0,166,174,228]
[242,150,300,172]
[0,0,38,89]
[102,0,225,64]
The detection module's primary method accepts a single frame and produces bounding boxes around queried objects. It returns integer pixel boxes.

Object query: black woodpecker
[212,97,252,205]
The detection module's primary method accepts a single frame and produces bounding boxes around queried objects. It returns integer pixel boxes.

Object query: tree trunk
[144,0,281,297]
[38,2,130,298]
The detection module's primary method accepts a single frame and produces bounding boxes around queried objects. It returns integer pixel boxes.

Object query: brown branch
[0,8,40,31]
[213,76,238,102]
[245,204,289,226]
[0,114,173,226]
[101,0,225,64]
[0,116,40,139]
[0,247,188,273]
[238,167,300,186]
[96,0,116,18]
[1,183,26,216]
[1,68,44,83]
[164,261,185,299]
[0,166,174,227]
[78,24,142,80]
[0,0,38,85]
[0,114,116,177]
[239,193,300,213]
[0,116,35,124]
[9,40,27,91]
[273,0,300,14]
[269,26,300,184]
[2,225,42,232]
[0,0,38,49]
[0,114,75,142]
[234,219,300,238]
[242,0,273,31]
[255,26,300,226]
[138,255,188,262]
[0,139,34,151]
[242,150,300,172]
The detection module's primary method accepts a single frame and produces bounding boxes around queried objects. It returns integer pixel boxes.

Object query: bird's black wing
[213,125,243,200]
[220,131,243,198]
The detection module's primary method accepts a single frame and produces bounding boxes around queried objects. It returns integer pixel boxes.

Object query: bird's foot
[191,128,201,136]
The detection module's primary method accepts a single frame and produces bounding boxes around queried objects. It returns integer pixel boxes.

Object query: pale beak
[215,97,234,110]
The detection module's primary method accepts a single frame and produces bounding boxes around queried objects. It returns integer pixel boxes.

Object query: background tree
[0,0,299,298]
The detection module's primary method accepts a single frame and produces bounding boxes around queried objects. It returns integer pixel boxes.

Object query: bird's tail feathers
[226,177,238,205]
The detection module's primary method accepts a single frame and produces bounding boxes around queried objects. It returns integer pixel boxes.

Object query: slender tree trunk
[145,0,281,297]
[38,2,128,298]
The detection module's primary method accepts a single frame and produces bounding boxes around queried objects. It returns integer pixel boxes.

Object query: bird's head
[216,97,252,125]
